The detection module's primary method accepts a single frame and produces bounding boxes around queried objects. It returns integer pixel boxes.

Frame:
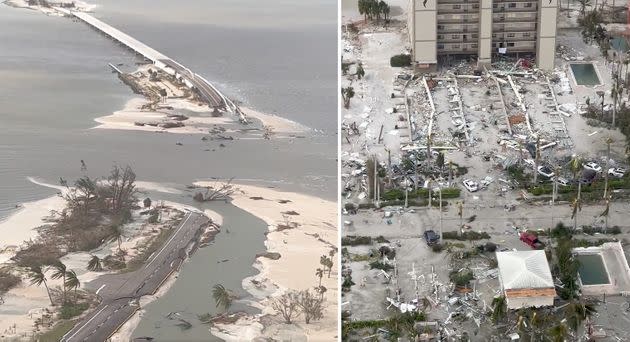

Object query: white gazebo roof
[496,250,554,290]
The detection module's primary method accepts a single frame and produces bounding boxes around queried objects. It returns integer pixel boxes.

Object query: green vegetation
[341,235,372,246]
[358,0,391,22]
[35,321,76,342]
[0,268,21,294]
[382,187,461,201]
[59,302,89,319]
[342,312,426,340]
[442,231,490,241]
[369,260,393,271]
[449,269,474,286]
[390,54,411,67]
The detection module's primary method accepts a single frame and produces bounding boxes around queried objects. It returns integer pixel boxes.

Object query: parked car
[519,232,544,250]
[462,179,479,192]
[537,166,555,178]
[583,161,602,173]
[555,177,570,187]
[608,167,626,178]
[580,169,598,185]
[423,230,440,245]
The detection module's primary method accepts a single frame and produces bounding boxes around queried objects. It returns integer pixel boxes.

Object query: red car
[520,232,544,249]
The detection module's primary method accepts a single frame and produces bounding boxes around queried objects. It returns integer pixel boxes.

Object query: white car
[608,167,626,178]
[462,179,479,192]
[583,162,602,173]
[537,166,555,178]
[555,177,570,187]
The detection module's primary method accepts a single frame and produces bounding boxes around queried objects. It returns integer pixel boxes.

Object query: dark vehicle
[519,232,544,249]
[423,230,440,245]
[579,169,598,185]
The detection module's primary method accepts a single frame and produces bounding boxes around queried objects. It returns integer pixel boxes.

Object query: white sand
[135,181,183,195]
[240,107,309,135]
[93,98,235,134]
[193,182,338,341]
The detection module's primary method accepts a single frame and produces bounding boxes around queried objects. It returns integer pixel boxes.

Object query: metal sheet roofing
[496,250,554,290]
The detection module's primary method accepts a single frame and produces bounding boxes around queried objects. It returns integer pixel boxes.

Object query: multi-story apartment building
[408,0,557,70]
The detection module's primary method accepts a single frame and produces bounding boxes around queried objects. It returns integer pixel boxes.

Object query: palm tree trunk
[43,280,54,306]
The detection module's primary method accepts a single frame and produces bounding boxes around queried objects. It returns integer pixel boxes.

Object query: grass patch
[125,227,175,271]
[59,302,90,320]
[369,261,394,271]
[442,231,490,240]
[36,320,76,342]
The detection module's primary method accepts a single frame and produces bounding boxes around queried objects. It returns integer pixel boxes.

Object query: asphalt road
[60,212,209,342]
[160,59,225,109]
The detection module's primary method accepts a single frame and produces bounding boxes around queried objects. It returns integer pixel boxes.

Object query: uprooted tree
[271,290,301,324]
[193,178,238,202]
[297,289,325,324]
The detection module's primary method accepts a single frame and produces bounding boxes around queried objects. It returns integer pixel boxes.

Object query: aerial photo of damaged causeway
[0,0,338,341]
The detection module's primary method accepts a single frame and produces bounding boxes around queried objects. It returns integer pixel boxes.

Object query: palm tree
[212,284,233,312]
[65,270,80,301]
[491,295,507,323]
[28,265,54,306]
[601,190,611,232]
[569,155,583,230]
[549,323,569,342]
[577,0,592,16]
[110,225,125,257]
[566,300,597,332]
[51,260,67,304]
[604,137,613,198]
[356,63,365,79]
[315,268,324,287]
[87,255,103,272]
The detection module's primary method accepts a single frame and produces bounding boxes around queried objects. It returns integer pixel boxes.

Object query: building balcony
[437,24,479,33]
[493,23,537,32]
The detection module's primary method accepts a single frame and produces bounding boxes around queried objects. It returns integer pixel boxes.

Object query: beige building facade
[408,0,558,70]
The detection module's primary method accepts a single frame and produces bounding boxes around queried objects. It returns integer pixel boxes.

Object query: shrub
[610,226,622,234]
[369,261,394,271]
[102,255,125,270]
[390,54,411,67]
[0,269,21,293]
[449,269,474,286]
[147,210,159,224]
[375,235,390,243]
[341,236,372,246]
[59,302,90,319]
[431,244,444,253]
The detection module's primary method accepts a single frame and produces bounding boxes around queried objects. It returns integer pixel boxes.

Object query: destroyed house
[496,250,555,309]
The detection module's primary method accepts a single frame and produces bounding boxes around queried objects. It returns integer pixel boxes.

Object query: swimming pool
[570,63,601,86]
[577,254,610,285]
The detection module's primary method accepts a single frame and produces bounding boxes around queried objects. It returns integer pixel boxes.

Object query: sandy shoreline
[93,96,309,137]
[194,182,338,341]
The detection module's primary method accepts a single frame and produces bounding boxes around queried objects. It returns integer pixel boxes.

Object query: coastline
[93,97,309,137]
[193,182,338,341]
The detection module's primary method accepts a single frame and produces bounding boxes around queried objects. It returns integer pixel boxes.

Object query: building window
[438,35,444,39]
[452,34,459,39]
[472,34,478,39]
[492,33,497,38]
[451,44,460,49]
[493,3,498,8]
[453,4,461,9]
[437,44,445,50]
[437,25,444,30]
[507,33,515,38]
[508,42,515,47]
[472,4,479,9]
[523,32,530,37]
[525,3,533,7]
[509,3,516,8]
[471,44,478,49]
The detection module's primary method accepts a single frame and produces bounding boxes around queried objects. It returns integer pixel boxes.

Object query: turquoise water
[570,63,601,86]
[577,254,610,285]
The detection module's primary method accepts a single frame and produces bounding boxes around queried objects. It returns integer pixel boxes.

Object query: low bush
[59,302,90,319]
[390,54,411,67]
[369,261,394,271]
[341,236,372,246]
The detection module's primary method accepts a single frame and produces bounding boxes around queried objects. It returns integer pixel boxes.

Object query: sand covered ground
[194,182,338,341]
[93,97,309,137]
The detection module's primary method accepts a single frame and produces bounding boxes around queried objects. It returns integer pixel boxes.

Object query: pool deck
[573,242,630,296]
[567,61,604,88]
